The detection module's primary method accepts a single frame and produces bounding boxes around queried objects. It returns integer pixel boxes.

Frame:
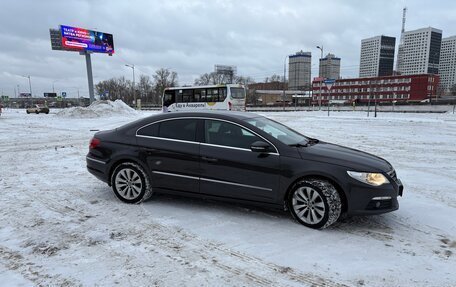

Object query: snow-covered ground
[0,104,455,286]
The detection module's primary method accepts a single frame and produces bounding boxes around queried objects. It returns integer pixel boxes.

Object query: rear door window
[137,123,159,137]
[158,119,197,142]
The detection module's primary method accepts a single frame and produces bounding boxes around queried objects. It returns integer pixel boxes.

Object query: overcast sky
[1,0,455,98]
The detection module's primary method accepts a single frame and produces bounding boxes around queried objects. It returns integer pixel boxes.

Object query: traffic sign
[324,79,336,90]
[62,92,67,98]
[1,95,9,101]
[56,96,63,102]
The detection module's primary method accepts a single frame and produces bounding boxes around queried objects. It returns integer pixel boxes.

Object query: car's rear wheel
[288,178,341,229]
[35,110,39,114]
[26,110,30,114]
[111,162,153,204]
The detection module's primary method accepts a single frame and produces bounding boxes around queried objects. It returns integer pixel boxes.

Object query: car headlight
[347,171,389,186]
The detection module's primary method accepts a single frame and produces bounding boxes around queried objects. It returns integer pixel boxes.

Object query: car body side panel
[136,137,200,193]
[199,145,280,203]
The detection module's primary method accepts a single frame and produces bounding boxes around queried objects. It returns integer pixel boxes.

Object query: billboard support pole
[82,51,95,104]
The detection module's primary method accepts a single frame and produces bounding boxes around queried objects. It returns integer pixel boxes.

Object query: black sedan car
[86,111,403,229]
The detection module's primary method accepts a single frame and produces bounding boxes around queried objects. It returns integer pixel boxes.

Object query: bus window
[194,89,202,102]
[163,90,175,107]
[176,90,183,103]
[183,89,193,102]
[207,88,220,102]
[206,88,213,102]
[219,88,227,101]
[200,89,207,102]
[230,87,246,99]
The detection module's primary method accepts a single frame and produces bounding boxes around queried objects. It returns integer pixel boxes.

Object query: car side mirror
[251,141,271,153]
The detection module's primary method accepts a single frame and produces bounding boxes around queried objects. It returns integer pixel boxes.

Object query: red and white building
[312,74,439,104]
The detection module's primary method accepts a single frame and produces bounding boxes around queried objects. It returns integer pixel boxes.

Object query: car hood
[299,142,392,172]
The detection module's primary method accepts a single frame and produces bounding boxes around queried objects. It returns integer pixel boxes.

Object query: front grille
[366,199,393,210]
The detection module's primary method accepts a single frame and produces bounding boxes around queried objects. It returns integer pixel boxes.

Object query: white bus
[162,84,246,112]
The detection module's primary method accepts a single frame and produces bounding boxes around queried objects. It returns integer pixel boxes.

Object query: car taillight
[89,138,101,149]
[228,102,232,110]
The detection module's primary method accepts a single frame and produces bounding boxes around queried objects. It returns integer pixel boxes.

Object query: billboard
[44,92,57,98]
[19,93,32,98]
[60,25,114,54]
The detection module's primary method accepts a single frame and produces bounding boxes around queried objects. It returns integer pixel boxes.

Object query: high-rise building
[319,53,341,79]
[439,36,456,92]
[359,35,396,78]
[288,51,311,90]
[396,27,442,75]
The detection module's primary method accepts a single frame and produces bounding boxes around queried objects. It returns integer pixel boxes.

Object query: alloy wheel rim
[292,186,326,225]
[115,168,143,200]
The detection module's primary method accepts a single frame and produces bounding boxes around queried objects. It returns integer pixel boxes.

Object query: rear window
[230,87,246,99]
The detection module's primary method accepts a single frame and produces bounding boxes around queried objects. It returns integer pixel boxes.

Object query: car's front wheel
[111,162,153,204]
[288,178,341,229]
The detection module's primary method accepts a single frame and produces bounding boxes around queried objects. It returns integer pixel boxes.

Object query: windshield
[245,117,309,146]
[230,87,246,99]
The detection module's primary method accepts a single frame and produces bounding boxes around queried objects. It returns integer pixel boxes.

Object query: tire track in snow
[4,179,350,287]
[0,245,80,286]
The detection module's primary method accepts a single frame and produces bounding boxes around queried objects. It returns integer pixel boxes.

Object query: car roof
[118,111,262,132]
[160,110,260,120]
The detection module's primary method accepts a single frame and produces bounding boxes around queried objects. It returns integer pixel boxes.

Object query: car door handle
[201,156,218,163]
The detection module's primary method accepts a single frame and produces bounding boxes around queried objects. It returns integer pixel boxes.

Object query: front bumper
[347,178,403,215]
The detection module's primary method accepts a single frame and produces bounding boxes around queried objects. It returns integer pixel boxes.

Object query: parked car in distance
[26,104,49,114]
[86,111,403,229]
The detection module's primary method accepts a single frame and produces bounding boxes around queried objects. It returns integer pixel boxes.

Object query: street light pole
[316,46,324,110]
[283,55,288,111]
[52,80,60,93]
[125,64,136,107]
[21,75,32,97]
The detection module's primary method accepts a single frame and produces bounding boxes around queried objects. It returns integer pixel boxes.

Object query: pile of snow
[56,100,139,118]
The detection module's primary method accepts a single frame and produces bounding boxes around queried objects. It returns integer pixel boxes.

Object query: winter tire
[288,178,341,229]
[35,110,39,114]
[111,162,153,204]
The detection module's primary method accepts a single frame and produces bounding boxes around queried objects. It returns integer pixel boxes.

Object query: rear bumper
[86,155,110,184]
[347,178,403,215]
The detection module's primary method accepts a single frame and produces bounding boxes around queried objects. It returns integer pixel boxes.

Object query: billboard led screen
[60,25,114,54]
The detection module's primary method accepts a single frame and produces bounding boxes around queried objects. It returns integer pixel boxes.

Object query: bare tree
[234,76,255,86]
[95,76,132,103]
[450,84,456,97]
[153,68,178,105]
[96,69,179,106]
[138,75,153,103]
[194,72,255,86]
[194,72,226,85]
[194,73,213,85]
[265,74,282,83]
